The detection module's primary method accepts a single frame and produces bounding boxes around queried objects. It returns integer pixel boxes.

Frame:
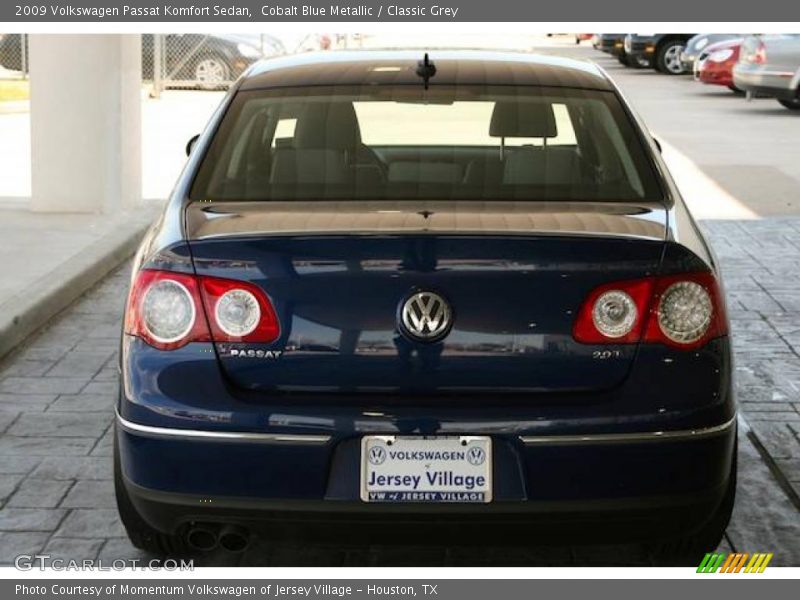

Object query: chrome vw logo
[399,291,453,342]
[466,446,486,466]
[368,445,387,465]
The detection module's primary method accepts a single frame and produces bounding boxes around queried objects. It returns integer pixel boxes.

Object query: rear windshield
[190,85,663,202]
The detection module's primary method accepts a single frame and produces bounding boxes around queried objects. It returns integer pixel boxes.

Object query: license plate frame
[360,435,492,503]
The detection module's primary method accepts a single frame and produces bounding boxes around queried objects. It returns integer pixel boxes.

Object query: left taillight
[125,270,280,350]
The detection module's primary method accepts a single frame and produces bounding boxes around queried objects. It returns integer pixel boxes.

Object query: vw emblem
[399,291,453,342]
[466,446,486,466]
[368,445,387,466]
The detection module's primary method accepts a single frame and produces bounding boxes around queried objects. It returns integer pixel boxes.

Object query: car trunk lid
[186,200,668,395]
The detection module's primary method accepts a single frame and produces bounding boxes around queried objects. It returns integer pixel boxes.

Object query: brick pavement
[0,219,799,566]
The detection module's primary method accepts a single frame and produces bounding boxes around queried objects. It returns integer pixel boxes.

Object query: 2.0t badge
[398,290,453,342]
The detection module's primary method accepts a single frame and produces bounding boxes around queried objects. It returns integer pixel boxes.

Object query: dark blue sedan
[115,50,736,563]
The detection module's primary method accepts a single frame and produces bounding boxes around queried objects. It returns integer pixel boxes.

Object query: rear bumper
[117,413,737,543]
[733,65,798,99]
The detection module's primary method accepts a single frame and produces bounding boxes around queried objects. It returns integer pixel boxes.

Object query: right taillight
[643,271,727,350]
[574,271,727,350]
[125,269,280,350]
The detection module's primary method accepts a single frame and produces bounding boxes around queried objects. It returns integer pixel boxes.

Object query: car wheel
[114,424,189,557]
[728,85,744,95]
[625,55,648,69]
[778,98,800,110]
[193,55,231,90]
[656,41,687,75]
[647,434,737,566]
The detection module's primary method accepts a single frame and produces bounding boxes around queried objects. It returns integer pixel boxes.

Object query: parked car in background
[625,34,697,74]
[575,34,594,45]
[0,33,282,88]
[595,34,626,58]
[622,35,651,68]
[141,34,276,88]
[696,38,744,93]
[681,34,744,73]
[733,34,800,110]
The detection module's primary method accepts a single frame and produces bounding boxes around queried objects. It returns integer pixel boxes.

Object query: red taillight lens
[573,278,654,344]
[125,270,280,350]
[643,271,727,350]
[573,272,727,350]
[753,42,767,64]
[124,270,210,350]
[746,41,767,64]
[198,276,280,343]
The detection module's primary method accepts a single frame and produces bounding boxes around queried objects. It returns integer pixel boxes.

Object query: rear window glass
[190,85,663,202]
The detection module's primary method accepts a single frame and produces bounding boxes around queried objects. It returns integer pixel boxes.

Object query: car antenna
[416,52,437,90]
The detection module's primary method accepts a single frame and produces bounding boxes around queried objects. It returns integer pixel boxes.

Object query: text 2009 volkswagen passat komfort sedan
[115,51,736,563]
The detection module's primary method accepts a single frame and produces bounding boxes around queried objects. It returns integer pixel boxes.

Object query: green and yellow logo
[697,552,773,573]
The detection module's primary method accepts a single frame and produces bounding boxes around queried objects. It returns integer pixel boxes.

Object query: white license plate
[360,436,492,503]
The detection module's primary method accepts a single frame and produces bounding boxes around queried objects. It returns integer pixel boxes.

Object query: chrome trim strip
[519,416,736,445]
[192,229,665,243]
[116,413,330,445]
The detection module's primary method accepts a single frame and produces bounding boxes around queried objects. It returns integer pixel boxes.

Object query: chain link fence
[144,33,287,96]
[0,33,345,94]
[0,33,29,79]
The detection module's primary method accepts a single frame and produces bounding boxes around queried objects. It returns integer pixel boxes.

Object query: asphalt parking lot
[1,42,799,567]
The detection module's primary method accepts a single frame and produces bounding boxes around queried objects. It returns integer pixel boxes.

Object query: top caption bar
[2,0,798,22]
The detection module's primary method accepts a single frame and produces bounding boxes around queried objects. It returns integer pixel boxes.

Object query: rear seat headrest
[294,102,362,150]
[489,101,557,139]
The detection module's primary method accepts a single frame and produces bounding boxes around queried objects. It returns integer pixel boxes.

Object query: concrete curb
[0,212,154,362]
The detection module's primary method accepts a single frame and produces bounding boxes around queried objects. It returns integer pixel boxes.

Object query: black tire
[655,40,688,75]
[648,435,737,566]
[616,52,629,66]
[114,425,189,557]
[626,55,648,69]
[728,85,745,95]
[778,98,800,110]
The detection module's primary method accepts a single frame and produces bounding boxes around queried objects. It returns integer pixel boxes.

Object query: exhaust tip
[186,525,218,552]
[218,525,250,553]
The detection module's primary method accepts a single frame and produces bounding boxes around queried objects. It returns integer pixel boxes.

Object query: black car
[624,34,697,74]
[595,34,628,63]
[0,33,280,88]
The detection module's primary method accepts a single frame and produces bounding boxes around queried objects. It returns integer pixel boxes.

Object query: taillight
[125,270,280,350]
[573,278,653,344]
[124,270,210,350]
[749,41,767,64]
[643,272,727,350]
[198,276,280,343]
[573,272,727,350]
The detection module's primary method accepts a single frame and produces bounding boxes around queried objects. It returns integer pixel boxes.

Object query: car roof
[239,50,614,92]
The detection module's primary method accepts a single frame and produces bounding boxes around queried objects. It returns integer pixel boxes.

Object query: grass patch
[0,80,29,102]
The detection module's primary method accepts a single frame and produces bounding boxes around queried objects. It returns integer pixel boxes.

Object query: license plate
[360,436,492,503]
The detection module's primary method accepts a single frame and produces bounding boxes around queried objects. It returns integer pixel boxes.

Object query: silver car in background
[733,34,800,110]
